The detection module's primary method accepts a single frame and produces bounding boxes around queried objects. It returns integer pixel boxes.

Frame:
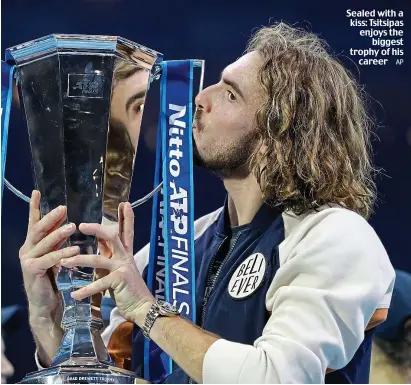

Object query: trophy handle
[193,59,205,94]
[131,182,163,208]
[3,178,163,208]
[4,178,31,202]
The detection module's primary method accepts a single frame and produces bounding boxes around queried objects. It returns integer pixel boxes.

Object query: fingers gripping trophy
[2,35,203,384]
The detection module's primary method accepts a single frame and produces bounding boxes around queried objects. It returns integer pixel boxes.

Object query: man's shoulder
[193,207,223,240]
[282,204,373,241]
[275,205,394,311]
[279,204,390,270]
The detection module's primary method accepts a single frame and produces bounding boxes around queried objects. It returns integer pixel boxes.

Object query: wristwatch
[142,300,180,340]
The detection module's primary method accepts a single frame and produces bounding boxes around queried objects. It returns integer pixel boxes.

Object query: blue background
[2,0,410,382]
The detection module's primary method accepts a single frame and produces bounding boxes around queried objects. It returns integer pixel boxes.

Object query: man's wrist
[29,304,62,323]
[30,318,64,368]
[29,314,64,341]
[133,300,155,328]
[29,316,59,328]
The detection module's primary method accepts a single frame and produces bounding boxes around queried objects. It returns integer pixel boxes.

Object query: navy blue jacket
[131,202,378,383]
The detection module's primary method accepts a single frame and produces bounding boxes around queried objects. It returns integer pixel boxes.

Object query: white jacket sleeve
[202,209,395,384]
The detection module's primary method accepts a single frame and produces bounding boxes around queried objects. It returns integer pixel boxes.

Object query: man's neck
[223,174,263,227]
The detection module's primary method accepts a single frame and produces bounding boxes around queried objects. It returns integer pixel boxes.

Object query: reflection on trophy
[104,60,150,221]
[5,34,162,384]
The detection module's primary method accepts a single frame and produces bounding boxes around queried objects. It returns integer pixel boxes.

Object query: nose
[195,85,212,113]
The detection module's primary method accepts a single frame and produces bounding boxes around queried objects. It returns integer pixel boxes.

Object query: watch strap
[142,300,179,340]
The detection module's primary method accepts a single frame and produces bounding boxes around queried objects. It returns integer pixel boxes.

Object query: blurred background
[1,0,410,382]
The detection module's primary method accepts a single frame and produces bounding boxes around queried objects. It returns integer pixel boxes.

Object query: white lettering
[173,299,190,315]
[169,159,180,177]
[172,253,189,273]
[171,235,188,252]
[172,287,189,297]
[169,104,186,128]
[155,254,165,299]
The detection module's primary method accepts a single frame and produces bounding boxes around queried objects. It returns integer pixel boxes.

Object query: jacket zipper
[200,230,243,328]
[189,232,243,384]
[200,237,227,328]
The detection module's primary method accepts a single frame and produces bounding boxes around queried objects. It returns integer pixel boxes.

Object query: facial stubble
[193,123,259,179]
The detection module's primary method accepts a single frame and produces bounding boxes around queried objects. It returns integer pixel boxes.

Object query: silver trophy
[5,34,163,384]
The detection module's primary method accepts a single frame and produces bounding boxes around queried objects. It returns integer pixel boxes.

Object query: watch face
[158,300,178,314]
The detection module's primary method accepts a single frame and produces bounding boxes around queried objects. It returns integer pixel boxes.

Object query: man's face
[110,68,149,151]
[193,51,264,178]
[103,66,149,221]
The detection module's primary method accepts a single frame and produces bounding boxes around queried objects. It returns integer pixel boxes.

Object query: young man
[19,23,395,383]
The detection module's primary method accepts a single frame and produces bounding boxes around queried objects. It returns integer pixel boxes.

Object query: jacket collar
[215,195,282,236]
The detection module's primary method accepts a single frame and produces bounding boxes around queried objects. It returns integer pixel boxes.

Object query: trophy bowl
[5,34,162,384]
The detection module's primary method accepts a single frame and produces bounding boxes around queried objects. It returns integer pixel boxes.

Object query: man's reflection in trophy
[98,61,150,336]
[103,61,150,221]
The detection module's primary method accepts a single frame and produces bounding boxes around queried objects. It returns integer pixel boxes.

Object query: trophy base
[19,363,149,384]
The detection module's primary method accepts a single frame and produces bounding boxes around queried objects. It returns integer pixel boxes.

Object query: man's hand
[60,202,155,325]
[20,191,79,318]
[20,190,80,366]
[61,201,219,383]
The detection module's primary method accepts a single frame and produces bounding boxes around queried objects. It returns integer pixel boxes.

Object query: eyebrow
[220,71,245,101]
[125,90,146,114]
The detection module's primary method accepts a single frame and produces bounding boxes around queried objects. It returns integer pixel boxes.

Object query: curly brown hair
[246,22,376,218]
